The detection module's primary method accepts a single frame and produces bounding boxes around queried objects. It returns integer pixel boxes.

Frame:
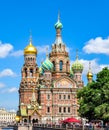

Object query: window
[52,61,55,71]
[25,68,27,77]
[66,61,69,72]
[30,69,33,77]
[59,60,63,71]
[59,95,61,99]
[59,107,61,113]
[63,95,66,99]
[68,95,70,99]
[68,107,70,113]
[47,94,50,100]
[63,107,66,113]
[47,107,50,113]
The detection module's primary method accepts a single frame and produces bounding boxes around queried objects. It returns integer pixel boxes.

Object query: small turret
[72,50,83,73]
[72,50,83,82]
[87,62,93,83]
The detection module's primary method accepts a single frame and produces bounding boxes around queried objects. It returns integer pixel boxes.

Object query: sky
[0,0,109,111]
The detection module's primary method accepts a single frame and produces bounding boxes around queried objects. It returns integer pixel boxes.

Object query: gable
[54,77,76,88]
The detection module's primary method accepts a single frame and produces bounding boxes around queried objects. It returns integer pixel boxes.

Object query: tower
[18,36,41,123]
[49,13,70,79]
[72,50,84,87]
[87,62,93,83]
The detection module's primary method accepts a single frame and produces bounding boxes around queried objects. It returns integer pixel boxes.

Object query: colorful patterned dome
[41,57,53,71]
[55,20,63,29]
[72,59,83,72]
[24,38,37,55]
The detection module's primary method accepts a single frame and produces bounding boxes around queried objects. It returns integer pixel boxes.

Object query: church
[17,14,93,124]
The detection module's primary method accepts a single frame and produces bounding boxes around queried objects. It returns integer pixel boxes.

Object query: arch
[24,68,27,77]
[66,61,69,72]
[52,61,55,71]
[24,118,27,123]
[32,118,38,123]
[30,68,33,77]
[59,60,63,71]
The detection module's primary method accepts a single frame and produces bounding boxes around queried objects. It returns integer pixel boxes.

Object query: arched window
[30,69,33,77]
[52,61,55,71]
[47,107,50,113]
[59,107,61,113]
[60,60,63,71]
[66,61,69,72]
[24,68,27,77]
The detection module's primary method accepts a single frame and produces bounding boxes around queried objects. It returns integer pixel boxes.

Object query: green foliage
[77,67,109,121]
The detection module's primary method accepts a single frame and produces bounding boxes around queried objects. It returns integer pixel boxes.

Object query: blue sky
[0,0,109,111]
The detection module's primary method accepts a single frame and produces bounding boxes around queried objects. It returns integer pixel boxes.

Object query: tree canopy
[77,67,109,121]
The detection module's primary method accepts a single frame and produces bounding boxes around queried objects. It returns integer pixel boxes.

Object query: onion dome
[41,55,53,71]
[55,13,63,29]
[72,50,83,72]
[24,36,37,55]
[87,72,93,79]
[87,62,93,80]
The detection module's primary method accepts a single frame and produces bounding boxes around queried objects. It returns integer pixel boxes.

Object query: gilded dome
[24,40,37,55]
[87,62,93,79]
[42,57,53,71]
[87,72,93,79]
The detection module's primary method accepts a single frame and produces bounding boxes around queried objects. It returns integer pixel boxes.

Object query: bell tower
[49,13,70,79]
[19,36,39,106]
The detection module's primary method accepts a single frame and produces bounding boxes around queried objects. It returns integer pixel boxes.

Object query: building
[0,108,16,124]
[17,14,84,124]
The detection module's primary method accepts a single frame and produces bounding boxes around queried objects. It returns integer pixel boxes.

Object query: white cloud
[83,37,109,55]
[8,87,18,93]
[80,59,109,75]
[10,50,23,57]
[0,82,5,88]
[37,45,50,54]
[71,58,109,76]
[0,41,13,58]
[1,87,18,93]
[0,69,16,77]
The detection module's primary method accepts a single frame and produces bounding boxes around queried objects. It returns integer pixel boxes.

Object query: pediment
[54,77,76,88]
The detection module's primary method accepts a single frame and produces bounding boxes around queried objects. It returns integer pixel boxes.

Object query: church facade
[17,15,84,124]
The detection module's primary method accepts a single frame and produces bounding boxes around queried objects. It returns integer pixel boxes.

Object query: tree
[77,67,109,121]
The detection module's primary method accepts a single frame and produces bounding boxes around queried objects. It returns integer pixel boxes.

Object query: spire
[29,30,32,45]
[54,12,64,45]
[58,11,60,22]
[87,62,93,83]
